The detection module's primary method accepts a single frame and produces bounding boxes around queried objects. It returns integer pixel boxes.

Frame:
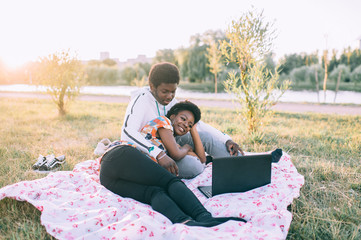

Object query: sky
[0,0,360,68]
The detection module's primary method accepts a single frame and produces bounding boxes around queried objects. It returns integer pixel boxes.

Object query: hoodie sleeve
[121,93,163,159]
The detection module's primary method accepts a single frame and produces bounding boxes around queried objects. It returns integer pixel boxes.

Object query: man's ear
[149,82,155,92]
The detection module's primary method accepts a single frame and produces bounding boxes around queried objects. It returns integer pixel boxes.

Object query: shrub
[350,65,361,86]
[290,66,309,85]
[86,65,120,85]
[34,50,86,116]
[329,64,350,84]
[308,64,324,86]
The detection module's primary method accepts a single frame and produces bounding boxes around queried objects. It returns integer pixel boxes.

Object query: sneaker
[39,155,66,171]
[32,154,47,170]
[94,138,111,156]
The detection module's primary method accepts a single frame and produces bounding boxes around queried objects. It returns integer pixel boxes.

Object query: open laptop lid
[212,154,272,196]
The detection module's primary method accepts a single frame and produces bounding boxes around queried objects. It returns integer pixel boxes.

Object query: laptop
[198,154,272,198]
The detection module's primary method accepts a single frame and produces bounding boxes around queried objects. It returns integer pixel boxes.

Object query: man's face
[150,83,178,106]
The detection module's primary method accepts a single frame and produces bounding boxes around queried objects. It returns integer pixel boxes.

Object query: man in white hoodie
[121,62,244,178]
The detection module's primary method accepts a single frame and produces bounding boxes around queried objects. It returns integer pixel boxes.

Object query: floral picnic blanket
[0,152,304,240]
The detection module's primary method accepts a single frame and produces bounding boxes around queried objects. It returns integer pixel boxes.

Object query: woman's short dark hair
[166,101,201,124]
[148,62,180,88]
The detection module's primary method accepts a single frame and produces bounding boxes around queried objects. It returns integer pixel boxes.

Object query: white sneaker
[94,138,112,156]
[39,154,66,171]
[32,154,47,170]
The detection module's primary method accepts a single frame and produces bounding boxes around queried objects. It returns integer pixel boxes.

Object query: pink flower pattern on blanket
[0,152,304,240]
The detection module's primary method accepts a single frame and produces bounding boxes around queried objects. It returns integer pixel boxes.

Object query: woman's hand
[157,153,179,176]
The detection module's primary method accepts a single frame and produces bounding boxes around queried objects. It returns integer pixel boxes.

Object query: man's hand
[226,140,244,156]
[157,154,179,176]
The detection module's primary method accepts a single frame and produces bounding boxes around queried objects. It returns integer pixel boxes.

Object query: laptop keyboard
[198,186,212,198]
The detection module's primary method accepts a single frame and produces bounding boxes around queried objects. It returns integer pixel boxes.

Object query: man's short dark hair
[166,101,201,124]
[149,62,180,88]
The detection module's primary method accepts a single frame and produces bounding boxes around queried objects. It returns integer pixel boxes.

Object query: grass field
[0,97,360,239]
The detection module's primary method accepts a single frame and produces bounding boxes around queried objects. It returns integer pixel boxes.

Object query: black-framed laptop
[198,154,272,198]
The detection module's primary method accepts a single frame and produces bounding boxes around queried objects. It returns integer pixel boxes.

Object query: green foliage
[339,47,361,71]
[220,9,275,74]
[329,64,351,84]
[206,40,223,93]
[290,65,309,85]
[279,53,306,75]
[308,64,324,86]
[102,58,117,66]
[119,62,150,86]
[86,65,120,85]
[153,49,178,65]
[175,30,227,83]
[187,44,209,82]
[279,52,319,75]
[33,50,86,116]
[351,65,361,86]
[120,66,137,85]
[224,63,289,133]
[175,47,190,80]
[220,8,289,134]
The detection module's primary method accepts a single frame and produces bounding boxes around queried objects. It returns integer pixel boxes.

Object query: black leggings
[99,145,210,224]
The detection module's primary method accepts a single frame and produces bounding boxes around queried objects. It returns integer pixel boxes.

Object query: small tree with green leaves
[35,50,86,116]
[329,64,350,102]
[206,39,223,93]
[322,50,329,102]
[220,8,289,135]
[351,65,361,86]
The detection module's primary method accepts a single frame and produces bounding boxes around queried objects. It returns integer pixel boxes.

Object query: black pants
[100,145,210,224]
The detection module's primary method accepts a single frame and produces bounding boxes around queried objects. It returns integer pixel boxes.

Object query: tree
[187,44,209,82]
[329,64,350,102]
[220,8,289,135]
[322,50,329,102]
[153,49,178,65]
[120,66,136,85]
[102,58,117,66]
[119,62,150,86]
[34,50,86,116]
[206,39,223,93]
[290,66,309,86]
[279,53,305,75]
[175,47,190,80]
[308,64,324,102]
[86,65,119,85]
[351,65,361,86]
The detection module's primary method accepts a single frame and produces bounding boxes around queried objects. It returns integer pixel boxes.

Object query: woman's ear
[169,114,175,121]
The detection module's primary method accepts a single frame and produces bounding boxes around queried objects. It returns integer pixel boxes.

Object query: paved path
[1,91,361,116]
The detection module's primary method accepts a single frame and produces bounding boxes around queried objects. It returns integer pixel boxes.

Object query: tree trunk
[58,87,67,116]
[214,74,218,94]
[315,67,320,103]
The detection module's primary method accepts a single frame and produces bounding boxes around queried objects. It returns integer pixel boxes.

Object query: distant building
[83,52,153,69]
[119,54,153,69]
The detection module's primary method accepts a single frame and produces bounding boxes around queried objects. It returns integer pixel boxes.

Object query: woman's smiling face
[170,110,195,136]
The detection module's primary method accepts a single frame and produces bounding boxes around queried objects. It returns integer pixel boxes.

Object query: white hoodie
[121,87,231,159]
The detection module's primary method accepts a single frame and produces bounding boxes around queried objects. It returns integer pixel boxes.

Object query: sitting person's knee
[176,156,204,179]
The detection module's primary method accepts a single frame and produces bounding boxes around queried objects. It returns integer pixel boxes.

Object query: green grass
[0,98,360,239]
